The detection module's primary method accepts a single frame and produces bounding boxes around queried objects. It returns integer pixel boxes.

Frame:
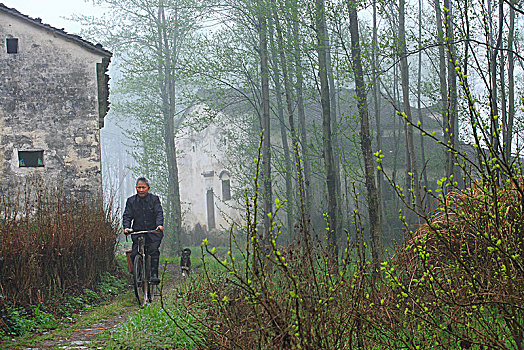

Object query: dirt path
[4,264,184,350]
[24,312,133,350]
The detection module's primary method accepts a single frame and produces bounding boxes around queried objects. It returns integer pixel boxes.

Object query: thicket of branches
[0,177,119,308]
[161,138,523,349]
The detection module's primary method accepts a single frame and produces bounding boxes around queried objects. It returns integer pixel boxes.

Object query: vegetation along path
[2,262,189,350]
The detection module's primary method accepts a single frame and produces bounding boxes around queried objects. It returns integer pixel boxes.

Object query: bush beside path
[1,259,195,350]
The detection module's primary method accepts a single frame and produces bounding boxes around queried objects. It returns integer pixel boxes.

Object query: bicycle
[128,229,160,307]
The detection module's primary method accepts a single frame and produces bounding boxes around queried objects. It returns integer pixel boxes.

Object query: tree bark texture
[347,0,382,270]
[258,0,272,243]
[316,0,338,268]
[505,1,515,160]
[268,23,294,239]
[399,0,422,211]
[434,0,449,178]
[157,4,182,253]
[291,0,313,224]
[443,0,458,182]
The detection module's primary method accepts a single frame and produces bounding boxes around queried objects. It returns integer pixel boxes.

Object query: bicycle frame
[129,230,159,307]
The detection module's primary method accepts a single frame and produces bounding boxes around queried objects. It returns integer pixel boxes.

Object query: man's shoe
[151,273,160,285]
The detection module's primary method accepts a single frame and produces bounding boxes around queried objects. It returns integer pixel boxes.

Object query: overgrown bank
[163,176,524,349]
[0,181,120,336]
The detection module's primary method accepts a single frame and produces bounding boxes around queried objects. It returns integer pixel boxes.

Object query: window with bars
[18,150,44,167]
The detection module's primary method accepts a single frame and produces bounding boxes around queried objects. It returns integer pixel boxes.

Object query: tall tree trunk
[291,0,313,225]
[488,0,503,156]
[258,0,272,243]
[505,1,515,160]
[347,0,382,271]
[434,0,449,178]
[325,28,344,242]
[500,45,507,162]
[272,1,308,232]
[372,0,384,234]
[269,24,293,240]
[444,0,458,183]
[158,4,182,253]
[392,56,401,186]
[417,0,429,194]
[399,0,422,211]
[316,0,338,269]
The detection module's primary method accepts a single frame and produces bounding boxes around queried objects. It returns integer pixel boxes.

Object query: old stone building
[0,3,111,199]
[177,108,243,236]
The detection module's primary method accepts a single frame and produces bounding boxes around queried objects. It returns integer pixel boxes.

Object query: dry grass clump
[0,178,119,306]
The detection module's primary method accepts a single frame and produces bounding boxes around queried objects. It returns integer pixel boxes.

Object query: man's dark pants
[130,232,163,263]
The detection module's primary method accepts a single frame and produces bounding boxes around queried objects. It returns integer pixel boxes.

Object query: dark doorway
[206,189,216,230]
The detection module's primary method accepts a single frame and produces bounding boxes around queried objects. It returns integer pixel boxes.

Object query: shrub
[384,178,524,348]
[0,178,119,307]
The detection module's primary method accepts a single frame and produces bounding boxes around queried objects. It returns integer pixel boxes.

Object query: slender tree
[372,0,384,232]
[434,0,449,177]
[268,19,294,239]
[157,2,183,252]
[443,0,458,182]
[347,0,382,271]
[417,0,429,194]
[290,0,313,224]
[271,0,309,233]
[504,0,516,160]
[399,0,422,210]
[316,0,338,268]
[257,0,273,243]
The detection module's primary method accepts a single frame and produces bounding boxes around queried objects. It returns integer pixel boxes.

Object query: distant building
[0,3,111,199]
[177,108,242,236]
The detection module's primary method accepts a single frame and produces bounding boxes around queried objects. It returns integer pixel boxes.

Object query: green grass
[105,278,206,349]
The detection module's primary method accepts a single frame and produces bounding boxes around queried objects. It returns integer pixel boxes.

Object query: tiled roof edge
[0,3,112,57]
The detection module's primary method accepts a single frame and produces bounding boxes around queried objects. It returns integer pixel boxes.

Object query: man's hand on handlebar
[124,227,162,235]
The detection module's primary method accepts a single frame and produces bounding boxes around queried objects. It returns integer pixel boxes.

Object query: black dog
[180,248,191,277]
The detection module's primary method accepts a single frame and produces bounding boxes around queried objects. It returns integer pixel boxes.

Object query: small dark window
[6,38,18,54]
[222,179,231,201]
[18,150,44,167]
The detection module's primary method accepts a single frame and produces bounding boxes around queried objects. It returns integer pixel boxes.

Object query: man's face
[136,181,150,198]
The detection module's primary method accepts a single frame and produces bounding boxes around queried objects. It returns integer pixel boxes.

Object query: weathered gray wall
[0,12,107,199]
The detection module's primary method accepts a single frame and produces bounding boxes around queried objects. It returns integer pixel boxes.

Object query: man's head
[136,177,150,198]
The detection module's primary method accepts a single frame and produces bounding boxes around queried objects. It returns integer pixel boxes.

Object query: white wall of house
[177,112,242,233]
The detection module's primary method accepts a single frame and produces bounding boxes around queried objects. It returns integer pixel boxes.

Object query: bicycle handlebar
[129,229,161,235]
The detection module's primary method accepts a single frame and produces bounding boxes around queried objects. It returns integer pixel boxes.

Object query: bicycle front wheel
[133,255,148,307]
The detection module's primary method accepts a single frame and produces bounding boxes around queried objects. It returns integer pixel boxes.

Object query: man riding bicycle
[123,177,164,284]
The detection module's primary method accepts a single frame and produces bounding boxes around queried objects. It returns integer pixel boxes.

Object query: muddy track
[23,312,133,350]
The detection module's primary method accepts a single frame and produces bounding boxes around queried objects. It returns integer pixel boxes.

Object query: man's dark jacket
[122,193,164,234]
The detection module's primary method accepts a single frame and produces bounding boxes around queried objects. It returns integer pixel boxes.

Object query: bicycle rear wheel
[133,255,148,307]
